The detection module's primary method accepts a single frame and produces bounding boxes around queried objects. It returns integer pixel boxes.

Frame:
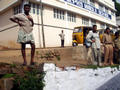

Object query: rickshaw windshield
[74,28,82,33]
[98,29,104,34]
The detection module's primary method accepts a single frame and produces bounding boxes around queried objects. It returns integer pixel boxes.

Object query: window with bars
[53,8,65,20]
[91,19,96,26]
[112,27,116,32]
[13,3,41,15]
[105,7,108,13]
[82,17,89,26]
[32,3,36,14]
[37,4,40,15]
[111,10,115,16]
[99,4,104,11]
[82,0,88,3]
[90,0,95,7]
[29,2,41,15]
[100,23,105,29]
[13,5,22,15]
[67,12,76,22]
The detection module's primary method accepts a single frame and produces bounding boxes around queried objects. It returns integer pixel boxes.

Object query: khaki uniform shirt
[102,33,113,45]
[10,13,33,34]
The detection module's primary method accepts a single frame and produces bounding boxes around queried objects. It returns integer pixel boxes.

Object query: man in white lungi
[86,25,102,66]
[10,4,35,66]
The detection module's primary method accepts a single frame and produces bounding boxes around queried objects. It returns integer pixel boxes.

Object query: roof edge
[0,0,19,13]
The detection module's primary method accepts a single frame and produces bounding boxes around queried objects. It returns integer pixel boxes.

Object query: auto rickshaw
[72,26,92,46]
[72,26,115,46]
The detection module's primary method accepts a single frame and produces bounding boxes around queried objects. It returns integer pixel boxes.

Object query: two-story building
[0,0,117,48]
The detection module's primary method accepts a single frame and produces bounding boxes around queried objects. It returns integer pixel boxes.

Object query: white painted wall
[44,63,120,90]
[116,16,120,26]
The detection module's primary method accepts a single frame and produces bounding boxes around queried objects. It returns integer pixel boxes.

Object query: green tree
[114,0,120,16]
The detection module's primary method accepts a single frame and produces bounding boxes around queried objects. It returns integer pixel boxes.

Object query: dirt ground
[0,46,89,67]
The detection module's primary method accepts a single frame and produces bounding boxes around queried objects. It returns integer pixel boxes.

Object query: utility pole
[40,0,45,48]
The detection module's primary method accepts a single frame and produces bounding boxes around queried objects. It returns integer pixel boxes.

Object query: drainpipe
[37,10,42,48]
[40,0,45,48]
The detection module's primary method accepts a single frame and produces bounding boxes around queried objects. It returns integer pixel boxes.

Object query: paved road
[97,73,120,90]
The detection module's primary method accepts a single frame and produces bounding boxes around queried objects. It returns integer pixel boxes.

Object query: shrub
[12,69,45,90]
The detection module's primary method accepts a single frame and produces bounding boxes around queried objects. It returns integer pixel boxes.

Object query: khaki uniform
[102,33,113,64]
[114,37,120,63]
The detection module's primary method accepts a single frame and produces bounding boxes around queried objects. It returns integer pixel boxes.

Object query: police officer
[102,27,114,66]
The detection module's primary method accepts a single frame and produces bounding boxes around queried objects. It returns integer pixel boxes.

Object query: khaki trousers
[104,44,113,63]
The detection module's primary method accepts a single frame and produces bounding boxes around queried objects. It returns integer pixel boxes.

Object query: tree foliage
[114,0,120,16]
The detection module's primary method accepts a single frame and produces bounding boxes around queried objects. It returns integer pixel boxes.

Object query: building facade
[116,16,120,30]
[0,0,117,48]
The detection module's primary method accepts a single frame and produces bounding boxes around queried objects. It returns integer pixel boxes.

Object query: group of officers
[86,25,120,66]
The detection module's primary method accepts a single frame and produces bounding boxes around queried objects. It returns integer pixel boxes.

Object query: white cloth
[10,13,33,34]
[86,31,101,49]
[17,30,34,43]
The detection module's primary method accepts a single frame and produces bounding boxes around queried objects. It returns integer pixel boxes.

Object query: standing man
[114,31,120,64]
[86,25,101,66]
[102,27,114,66]
[59,30,65,47]
[10,4,35,66]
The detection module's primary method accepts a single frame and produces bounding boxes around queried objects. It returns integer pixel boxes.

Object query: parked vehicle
[72,26,115,46]
[72,26,92,46]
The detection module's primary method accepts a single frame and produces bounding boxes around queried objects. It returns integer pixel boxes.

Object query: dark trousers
[114,49,120,64]
[61,40,64,47]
